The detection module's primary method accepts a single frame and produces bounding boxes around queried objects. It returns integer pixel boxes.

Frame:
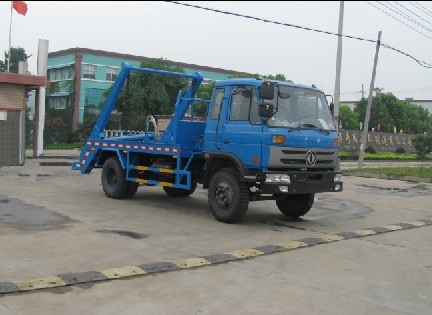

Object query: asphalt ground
[0,153,431,314]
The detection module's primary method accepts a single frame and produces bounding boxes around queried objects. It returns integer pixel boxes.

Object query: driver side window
[229,87,260,124]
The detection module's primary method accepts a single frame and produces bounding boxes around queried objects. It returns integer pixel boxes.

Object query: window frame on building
[106,67,119,82]
[83,64,97,79]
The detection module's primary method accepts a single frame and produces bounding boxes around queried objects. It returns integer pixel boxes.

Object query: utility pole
[35,39,49,157]
[7,2,13,72]
[358,31,382,169]
[361,84,365,99]
[333,1,344,131]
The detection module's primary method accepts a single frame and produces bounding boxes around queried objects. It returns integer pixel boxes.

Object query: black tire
[276,194,315,217]
[124,181,139,199]
[101,157,129,199]
[208,168,249,223]
[163,181,197,197]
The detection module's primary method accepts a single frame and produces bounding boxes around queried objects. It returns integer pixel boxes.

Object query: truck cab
[201,79,342,222]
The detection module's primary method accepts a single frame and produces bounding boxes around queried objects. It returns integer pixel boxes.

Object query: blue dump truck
[73,62,342,223]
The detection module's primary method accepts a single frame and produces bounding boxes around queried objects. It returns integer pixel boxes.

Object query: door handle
[223,140,229,144]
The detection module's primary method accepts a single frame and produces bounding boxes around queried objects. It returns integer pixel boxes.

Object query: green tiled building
[47,48,240,131]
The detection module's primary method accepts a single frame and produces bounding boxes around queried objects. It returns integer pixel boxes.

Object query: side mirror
[259,103,275,118]
[259,82,275,100]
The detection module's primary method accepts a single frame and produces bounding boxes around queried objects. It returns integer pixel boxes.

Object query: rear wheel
[276,194,315,217]
[124,181,139,198]
[208,168,249,223]
[101,157,129,199]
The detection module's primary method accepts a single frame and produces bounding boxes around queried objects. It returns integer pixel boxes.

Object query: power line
[165,1,432,68]
[165,1,376,42]
[395,2,432,26]
[382,1,432,32]
[367,1,432,40]
[381,42,432,68]
[411,1,432,18]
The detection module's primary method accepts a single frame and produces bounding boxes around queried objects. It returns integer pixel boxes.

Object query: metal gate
[0,110,24,166]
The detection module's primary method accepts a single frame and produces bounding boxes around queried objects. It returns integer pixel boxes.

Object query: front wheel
[101,157,129,199]
[276,194,315,217]
[208,168,249,223]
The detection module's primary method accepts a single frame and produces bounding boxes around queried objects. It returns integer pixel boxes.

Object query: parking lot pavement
[0,160,431,314]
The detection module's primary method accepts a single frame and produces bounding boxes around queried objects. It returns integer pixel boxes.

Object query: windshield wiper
[295,123,330,135]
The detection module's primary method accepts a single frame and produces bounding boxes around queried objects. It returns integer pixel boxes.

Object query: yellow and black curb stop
[1,218,431,295]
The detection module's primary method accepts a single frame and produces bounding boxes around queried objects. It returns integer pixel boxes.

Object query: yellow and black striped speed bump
[1,218,431,295]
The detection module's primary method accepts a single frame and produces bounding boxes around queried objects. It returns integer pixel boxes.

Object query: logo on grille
[305,150,317,166]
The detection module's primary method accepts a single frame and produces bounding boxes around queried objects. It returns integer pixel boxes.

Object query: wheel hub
[215,184,233,208]
[107,168,117,189]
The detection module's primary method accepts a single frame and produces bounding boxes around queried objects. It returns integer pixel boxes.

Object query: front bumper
[260,171,343,194]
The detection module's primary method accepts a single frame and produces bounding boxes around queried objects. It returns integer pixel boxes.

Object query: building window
[106,67,118,82]
[49,69,60,81]
[83,64,96,79]
[49,97,68,109]
[203,78,214,84]
[69,67,74,79]
[85,88,106,107]
[62,68,69,80]
[48,68,70,81]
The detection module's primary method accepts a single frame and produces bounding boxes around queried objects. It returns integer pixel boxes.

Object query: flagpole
[7,1,13,72]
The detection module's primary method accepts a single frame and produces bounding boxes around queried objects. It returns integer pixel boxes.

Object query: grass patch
[44,143,83,150]
[346,167,432,179]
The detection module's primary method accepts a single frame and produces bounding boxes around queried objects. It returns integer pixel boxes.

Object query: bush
[413,133,432,160]
[395,147,406,154]
[365,146,376,154]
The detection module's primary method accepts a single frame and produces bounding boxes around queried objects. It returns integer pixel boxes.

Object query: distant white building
[404,99,432,112]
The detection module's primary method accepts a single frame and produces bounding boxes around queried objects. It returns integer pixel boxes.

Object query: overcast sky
[1,1,432,101]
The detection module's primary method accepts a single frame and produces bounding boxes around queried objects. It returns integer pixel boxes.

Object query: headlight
[334,174,342,182]
[265,174,291,183]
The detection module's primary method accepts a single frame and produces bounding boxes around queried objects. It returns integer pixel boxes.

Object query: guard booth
[0,72,48,166]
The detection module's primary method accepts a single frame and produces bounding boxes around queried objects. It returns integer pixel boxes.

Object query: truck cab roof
[214,78,322,93]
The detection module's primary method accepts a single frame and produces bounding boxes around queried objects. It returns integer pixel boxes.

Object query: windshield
[266,86,335,131]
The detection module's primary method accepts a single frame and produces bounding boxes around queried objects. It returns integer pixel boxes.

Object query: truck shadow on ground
[127,190,374,227]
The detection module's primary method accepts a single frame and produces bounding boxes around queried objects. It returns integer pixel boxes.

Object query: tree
[44,74,76,145]
[354,93,395,132]
[265,74,290,82]
[354,93,432,134]
[196,81,215,117]
[0,47,30,73]
[115,58,188,130]
[339,105,359,130]
[413,133,432,159]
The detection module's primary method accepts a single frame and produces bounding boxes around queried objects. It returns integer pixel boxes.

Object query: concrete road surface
[0,157,431,314]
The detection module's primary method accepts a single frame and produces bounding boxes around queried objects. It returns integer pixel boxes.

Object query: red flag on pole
[13,1,28,16]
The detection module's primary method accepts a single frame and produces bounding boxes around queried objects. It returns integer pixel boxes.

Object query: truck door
[220,86,263,169]
[204,87,228,151]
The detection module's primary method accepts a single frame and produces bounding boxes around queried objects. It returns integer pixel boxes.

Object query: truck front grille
[268,147,338,169]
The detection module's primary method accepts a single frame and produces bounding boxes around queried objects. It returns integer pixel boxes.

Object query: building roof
[48,47,243,76]
[0,72,50,89]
